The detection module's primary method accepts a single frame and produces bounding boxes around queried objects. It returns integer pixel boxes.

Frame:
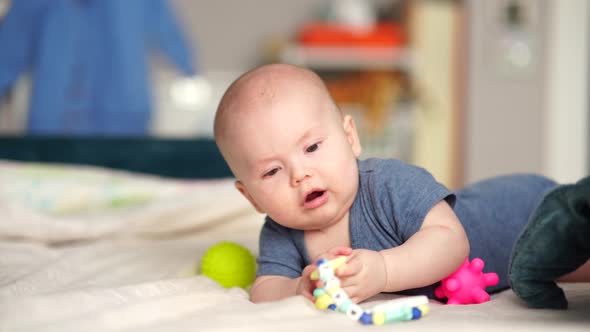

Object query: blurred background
[0,0,587,189]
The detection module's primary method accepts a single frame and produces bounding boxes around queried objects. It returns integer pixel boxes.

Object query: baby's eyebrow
[250,124,323,169]
[297,125,322,145]
[254,156,276,167]
[250,154,282,173]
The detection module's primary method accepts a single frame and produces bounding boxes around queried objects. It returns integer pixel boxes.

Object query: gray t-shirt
[256,158,556,297]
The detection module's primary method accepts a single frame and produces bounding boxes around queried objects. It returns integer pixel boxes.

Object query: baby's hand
[335,249,387,303]
[321,246,353,260]
[296,264,317,301]
[299,246,353,301]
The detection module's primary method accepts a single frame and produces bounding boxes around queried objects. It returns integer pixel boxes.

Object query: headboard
[0,136,232,179]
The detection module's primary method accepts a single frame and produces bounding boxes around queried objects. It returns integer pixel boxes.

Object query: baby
[213,63,590,305]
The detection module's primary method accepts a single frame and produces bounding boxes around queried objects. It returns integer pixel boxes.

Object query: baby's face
[226,82,361,231]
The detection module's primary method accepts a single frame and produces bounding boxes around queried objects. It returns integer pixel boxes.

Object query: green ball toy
[200,241,256,288]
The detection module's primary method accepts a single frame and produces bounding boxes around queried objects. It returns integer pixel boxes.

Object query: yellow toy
[200,241,256,288]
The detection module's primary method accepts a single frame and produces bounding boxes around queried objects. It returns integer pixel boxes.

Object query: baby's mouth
[305,190,326,203]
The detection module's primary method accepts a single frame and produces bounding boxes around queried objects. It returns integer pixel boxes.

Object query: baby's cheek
[266,198,298,225]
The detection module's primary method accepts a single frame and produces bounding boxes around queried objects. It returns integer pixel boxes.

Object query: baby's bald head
[212,64,362,232]
[215,64,332,140]
[214,64,340,173]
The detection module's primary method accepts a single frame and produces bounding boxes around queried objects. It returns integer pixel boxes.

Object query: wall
[545,0,589,183]
[465,0,548,184]
[465,0,589,185]
[170,0,332,72]
[152,0,335,137]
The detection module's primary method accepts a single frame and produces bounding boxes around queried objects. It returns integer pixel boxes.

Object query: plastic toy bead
[324,278,341,294]
[359,312,373,325]
[346,304,364,320]
[411,307,422,319]
[311,256,347,280]
[311,256,429,325]
[332,289,347,306]
[318,264,333,278]
[315,294,334,309]
[313,288,326,297]
[372,312,385,325]
[402,307,414,320]
[384,308,405,323]
[373,295,429,312]
[417,304,430,316]
[338,298,352,312]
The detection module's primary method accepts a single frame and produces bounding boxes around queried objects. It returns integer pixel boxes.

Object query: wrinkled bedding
[0,160,588,332]
[0,160,253,242]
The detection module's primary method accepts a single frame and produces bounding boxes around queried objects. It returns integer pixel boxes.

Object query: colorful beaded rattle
[310,256,430,325]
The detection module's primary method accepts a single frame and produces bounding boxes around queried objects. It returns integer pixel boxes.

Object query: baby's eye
[306,142,320,153]
[263,168,280,178]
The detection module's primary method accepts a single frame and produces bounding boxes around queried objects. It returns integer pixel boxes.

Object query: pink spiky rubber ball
[435,258,499,304]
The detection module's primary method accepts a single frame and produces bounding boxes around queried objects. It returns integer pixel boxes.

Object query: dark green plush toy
[509,176,590,309]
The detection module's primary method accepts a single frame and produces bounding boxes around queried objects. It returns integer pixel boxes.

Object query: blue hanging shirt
[0,0,195,135]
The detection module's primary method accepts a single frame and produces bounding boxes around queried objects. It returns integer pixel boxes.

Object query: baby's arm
[380,200,469,290]
[337,200,469,302]
[250,264,315,303]
[250,276,301,303]
[251,247,353,303]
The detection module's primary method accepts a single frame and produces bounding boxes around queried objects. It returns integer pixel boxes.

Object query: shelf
[279,44,412,71]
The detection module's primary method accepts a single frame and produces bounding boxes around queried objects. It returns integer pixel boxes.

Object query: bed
[0,136,589,332]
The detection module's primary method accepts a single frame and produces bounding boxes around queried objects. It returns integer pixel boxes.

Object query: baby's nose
[291,166,311,186]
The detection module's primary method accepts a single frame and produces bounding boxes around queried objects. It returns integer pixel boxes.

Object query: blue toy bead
[316,258,327,266]
[328,304,337,311]
[359,312,373,325]
[412,307,422,320]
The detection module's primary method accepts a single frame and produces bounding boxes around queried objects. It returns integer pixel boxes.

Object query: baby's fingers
[298,265,318,301]
[324,246,353,260]
[335,258,361,278]
[341,284,362,304]
[301,288,315,302]
[301,264,317,278]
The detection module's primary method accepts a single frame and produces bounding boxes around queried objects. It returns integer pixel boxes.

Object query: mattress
[0,160,588,331]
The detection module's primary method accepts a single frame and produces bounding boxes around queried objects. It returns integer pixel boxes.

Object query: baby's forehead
[216,68,336,135]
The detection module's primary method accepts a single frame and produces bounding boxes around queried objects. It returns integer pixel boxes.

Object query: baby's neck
[303,212,351,263]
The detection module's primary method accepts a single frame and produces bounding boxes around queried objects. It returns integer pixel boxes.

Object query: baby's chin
[271,205,350,230]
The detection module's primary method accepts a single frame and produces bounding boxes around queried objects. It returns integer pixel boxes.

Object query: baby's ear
[235,180,265,213]
[343,115,362,157]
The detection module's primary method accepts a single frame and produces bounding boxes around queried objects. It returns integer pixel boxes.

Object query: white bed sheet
[1,161,589,331]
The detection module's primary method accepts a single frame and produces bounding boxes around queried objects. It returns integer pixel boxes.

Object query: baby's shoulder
[261,216,294,235]
[360,158,409,173]
[359,158,431,181]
